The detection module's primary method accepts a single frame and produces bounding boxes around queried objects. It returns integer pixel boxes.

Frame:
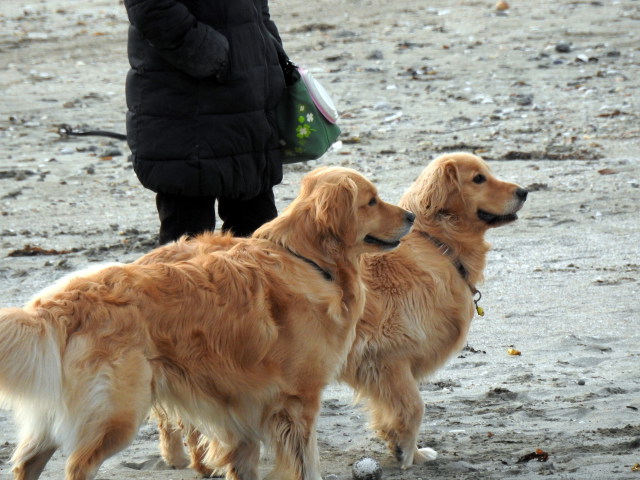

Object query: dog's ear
[400,159,461,217]
[313,177,358,242]
[298,166,328,198]
[255,169,361,252]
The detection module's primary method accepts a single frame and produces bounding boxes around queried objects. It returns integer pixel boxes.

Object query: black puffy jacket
[124,0,285,199]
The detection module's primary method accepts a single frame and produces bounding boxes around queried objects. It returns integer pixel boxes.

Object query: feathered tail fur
[0,307,62,410]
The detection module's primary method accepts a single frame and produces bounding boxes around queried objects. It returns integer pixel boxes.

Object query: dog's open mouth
[364,235,401,249]
[477,209,518,225]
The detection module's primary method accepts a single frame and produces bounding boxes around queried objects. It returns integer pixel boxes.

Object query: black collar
[416,230,484,316]
[286,249,333,281]
[417,231,469,281]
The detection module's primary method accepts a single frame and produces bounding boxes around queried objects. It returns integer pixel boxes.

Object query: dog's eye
[368,197,377,207]
[473,174,486,184]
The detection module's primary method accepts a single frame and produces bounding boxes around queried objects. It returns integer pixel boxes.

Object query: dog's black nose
[515,188,528,201]
[406,211,416,223]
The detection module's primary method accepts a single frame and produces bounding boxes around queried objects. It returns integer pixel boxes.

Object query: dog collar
[416,230,484,316]
[286,249,333,281]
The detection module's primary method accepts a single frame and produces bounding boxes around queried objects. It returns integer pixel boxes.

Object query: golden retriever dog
[0,166,415,480]
[342,152,527,468]
[144,153,527,474]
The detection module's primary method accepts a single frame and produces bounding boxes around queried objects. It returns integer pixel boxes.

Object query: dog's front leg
[364,363,437,469]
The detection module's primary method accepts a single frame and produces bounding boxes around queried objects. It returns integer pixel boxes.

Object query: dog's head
[257,167,414,259]
[400,152,527,230]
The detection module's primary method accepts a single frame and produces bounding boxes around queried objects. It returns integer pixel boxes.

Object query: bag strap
[267,31,299,86]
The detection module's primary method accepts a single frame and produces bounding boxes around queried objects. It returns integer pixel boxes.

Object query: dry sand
[1,0,639,478]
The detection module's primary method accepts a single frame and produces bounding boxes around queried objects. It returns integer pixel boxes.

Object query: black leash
[57,124,127,141]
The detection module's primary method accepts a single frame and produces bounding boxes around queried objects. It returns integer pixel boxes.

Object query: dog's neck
[254,207,368,320]
[284,236,366,339]
[411,217,490,288]
[417,231,471,281]
[255,216,363,295]
[286,248,333,281]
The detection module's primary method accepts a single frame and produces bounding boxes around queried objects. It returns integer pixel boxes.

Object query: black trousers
[155,190,278,245]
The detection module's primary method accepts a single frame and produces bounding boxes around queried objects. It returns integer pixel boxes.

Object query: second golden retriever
[342,152,527,467]
[145,153,527,473]
[0,166,414,480]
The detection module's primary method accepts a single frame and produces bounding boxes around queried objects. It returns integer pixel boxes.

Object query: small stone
[495,0,509,11]
[514,94,534,106]
[555,41,572,53]
[577,379,586,386]
[352,457,382,480]
[373,101,391,111]
[100,148,122,158]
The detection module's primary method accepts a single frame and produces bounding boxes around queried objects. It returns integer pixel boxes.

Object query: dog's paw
[169,458,190,469]
[414,447,438,463]
[189,460,227,478]
[162,454,190,469]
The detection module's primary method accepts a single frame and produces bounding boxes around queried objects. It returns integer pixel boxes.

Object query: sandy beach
[1,0,639,478]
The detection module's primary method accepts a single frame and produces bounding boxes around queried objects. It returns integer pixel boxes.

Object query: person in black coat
[124,0,287,244]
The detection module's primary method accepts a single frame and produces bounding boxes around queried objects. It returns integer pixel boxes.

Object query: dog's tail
[0,307,63,409]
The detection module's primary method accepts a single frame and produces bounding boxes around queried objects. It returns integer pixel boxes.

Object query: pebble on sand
[555,41,572,53]
[352,457,383,480]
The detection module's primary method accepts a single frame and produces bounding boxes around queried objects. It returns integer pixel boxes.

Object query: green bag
[276,67,341,164]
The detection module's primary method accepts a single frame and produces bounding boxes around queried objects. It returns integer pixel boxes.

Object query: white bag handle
[298,68,339,124]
